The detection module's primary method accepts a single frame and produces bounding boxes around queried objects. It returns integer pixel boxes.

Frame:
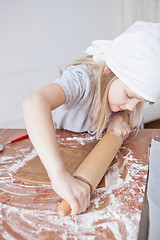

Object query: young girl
[23,21,160,216]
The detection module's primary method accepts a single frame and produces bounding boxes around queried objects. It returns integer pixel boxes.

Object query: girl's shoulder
[65,63,95,81]
[53,63,94,107]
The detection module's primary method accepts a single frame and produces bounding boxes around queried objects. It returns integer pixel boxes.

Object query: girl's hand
[107,112,131,141]
[51,169,91,216]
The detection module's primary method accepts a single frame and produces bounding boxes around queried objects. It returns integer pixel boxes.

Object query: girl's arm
[22,83,90,216]
[107,111,131,140]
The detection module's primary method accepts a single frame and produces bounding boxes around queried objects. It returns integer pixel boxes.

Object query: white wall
[0,0,160,128]
[0,0,123,75]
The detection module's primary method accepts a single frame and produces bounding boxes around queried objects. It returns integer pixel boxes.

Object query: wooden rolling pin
[58,131,123,216]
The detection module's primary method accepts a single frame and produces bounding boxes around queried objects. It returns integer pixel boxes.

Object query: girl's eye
[126,94,132,99]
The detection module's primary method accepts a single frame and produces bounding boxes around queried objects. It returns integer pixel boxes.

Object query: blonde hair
[66,56,144,139]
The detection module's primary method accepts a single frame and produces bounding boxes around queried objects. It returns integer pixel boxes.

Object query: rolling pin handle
[58,200,71,217]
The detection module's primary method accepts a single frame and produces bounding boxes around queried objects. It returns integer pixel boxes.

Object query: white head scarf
[85,21,160,102]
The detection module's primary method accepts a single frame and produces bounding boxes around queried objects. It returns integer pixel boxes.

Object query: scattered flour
[0,141,148,239]
[57,133,96,147]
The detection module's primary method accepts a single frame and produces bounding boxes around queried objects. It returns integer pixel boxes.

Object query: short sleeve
[53,65,92,109]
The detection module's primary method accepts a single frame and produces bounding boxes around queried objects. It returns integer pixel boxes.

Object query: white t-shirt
[52,64,111,133]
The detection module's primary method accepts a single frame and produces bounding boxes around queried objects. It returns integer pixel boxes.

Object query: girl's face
[108,78,147,112]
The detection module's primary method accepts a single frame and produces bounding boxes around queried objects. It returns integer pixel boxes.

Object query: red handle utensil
[9,134,29,144]
[0,134,29,152]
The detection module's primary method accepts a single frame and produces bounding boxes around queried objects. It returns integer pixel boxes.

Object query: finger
[81,185,90,213]
[69,197,79,216]
[85,188,91,211]
[86,184,91,207]
[81,188,90,212]
[126,127,131,137]
[75,188,86,214]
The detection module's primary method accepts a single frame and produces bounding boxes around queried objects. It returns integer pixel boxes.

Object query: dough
[12,146,117,188]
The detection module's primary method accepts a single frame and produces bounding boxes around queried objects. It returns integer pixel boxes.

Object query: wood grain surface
[0,128,159,239]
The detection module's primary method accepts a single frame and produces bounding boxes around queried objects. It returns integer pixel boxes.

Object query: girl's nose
[125,99,139,111]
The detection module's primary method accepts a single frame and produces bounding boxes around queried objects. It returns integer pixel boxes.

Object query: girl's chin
[109,105,117,112]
